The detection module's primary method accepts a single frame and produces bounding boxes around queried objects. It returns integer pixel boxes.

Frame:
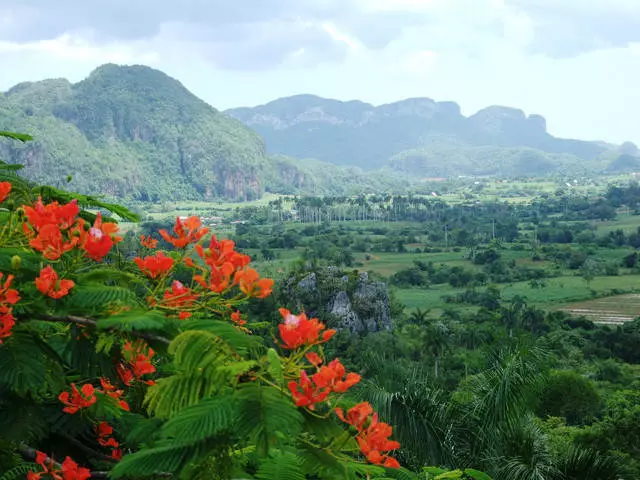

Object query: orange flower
[23,197,80,231]
[193,262,234,293]
[159,216,209,249]
[195,236,250,270]
[29,223,78,260]
[134,251,174,279]
[277,308,336,350]
[0,182,11,203]
[140,234,158,249]
[335,402,400,468]
[162,280,198,310]
[0,272,20,306]
[231,310,247,326]
[305,352,323,367]
[26,452,91,480]
[234,268,274,298]
[0,273,20,343]
[288,371,331,410]
[81,213,122,261]
[35,266,75,299]
[312,359,361,393]
[58,383,97,414]
[99,377,130,411]
[118,341,155,385]
[60,456,92,480]
[0,311,15,343]
[96,421,119,448]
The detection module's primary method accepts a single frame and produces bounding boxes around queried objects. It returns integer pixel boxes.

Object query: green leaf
[181,319,262,354]
[0,163,24,171]
[235,383,304,456]
[0,131,32,142]
[97,310,168,334]
[161,394,236,444]
[267,348,283,382]
[255,452,306,480]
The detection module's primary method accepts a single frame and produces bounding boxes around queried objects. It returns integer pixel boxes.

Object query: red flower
[162,280,198,313]
[118,341,155,385]
[35,266,75,299]
[288,371,331,410]
[234,268,274,298]
[335,402,400,468]
[81,213,122,261]
[193,262,234,293]
[0,181,11,203]
[23,197,80,231]
[29,223,79,260]
[312,359,361,393]
[0,273,19,343]
[111,449,123,461]
[159,216,209,249]
[0,272,20,306]
[140,234,158,249]
[0,311,16,343]
[277,308,336,350]
[60,456,92,480]
[231,310,247,326]
[305,352,323,367]
[99,377,130,411]
[26,451,58,480]
[195,236,250,270]
[134,251,174,279]
[58,383,97,414]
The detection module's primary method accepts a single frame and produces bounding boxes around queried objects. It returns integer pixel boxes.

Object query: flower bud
[10,255,21,270]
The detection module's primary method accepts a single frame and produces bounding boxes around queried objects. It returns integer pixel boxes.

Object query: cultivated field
[559,294,640,325]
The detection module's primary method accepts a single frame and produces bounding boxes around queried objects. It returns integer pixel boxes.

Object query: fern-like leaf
[97,310,168,334]
[0,463,40,480]
[255,451,306,480]
[161,394,236,444]
[235,383,304,456]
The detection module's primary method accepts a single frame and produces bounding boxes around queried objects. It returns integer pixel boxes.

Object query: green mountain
[226,95,626,177]
[1,64,400,202]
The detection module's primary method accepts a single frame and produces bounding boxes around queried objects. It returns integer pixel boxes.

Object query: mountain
[225,95,615,176]
[1,65,398,202]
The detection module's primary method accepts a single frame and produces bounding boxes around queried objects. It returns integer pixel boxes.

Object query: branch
[57,431,118,464]
[28,313,171,346]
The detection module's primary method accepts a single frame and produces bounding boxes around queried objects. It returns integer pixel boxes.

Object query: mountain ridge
[225,94,612,173]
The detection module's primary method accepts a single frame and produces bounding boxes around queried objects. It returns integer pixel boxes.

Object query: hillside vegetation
[0,65,400,202]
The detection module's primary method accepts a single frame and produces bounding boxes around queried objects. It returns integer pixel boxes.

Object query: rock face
[294,268,392,334]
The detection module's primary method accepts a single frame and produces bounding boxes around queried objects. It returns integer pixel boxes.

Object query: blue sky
[1,0,639,144]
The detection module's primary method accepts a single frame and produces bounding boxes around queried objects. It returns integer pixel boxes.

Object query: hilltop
[0,65,397,202]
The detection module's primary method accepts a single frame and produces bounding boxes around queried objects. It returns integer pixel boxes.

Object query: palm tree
[425,320,450,379]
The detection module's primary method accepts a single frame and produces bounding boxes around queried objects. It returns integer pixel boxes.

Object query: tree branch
[27,313,171,346]
[57,431,118,464]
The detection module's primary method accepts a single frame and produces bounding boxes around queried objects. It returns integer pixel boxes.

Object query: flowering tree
[0,131,487,480]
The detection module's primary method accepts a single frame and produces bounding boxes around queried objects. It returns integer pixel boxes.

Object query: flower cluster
[96,421,123,460]
[161,280,198,319]
[117,340,156,386]
[159,216,209,249]
[278,308,336,350]
[336,402,400,468]
[288,359,361,410]
[99,377,130,411]
[0,272,20,343]
[22,197,121,262]
[135,251,174,279]
[27,451,91,480]
[58,383,97,414]
[36,265,75,299]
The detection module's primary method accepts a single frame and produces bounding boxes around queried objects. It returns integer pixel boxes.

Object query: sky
[1,0,639,144]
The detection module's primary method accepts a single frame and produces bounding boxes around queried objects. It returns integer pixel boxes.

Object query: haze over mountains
[1,64,637,202]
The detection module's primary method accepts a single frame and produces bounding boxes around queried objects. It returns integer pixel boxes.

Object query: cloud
[507,0,640,57]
